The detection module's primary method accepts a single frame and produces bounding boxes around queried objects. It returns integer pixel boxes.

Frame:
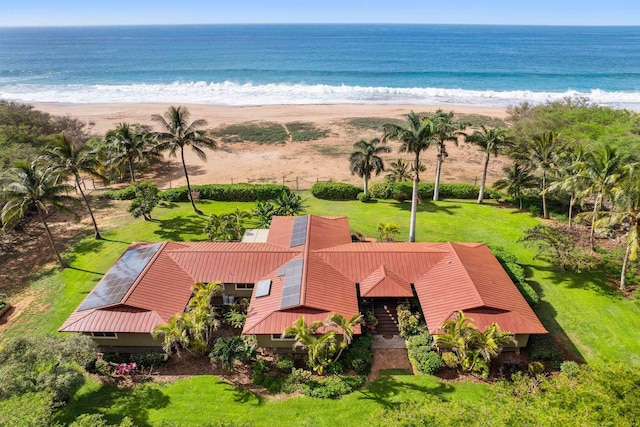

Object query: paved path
[369,335,413,380]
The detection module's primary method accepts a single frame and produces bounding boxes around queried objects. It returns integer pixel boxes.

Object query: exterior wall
[91,333,162,351]
[257,334,297,349]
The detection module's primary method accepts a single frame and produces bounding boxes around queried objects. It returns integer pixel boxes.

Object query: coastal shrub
[286,121,329,141]
[212,122,289,144]
[456,114,507,129]
[369,182,479,200]
[103,185,136,200]
[311,182,362,200]
[345,117,403,130]
[407,334,442,375]
[489,245,540,306]
[343,334,374,375]
[357,192,375,203]
[159,184,290,202]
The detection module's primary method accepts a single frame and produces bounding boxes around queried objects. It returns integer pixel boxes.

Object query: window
[271,334,295,341]
[91,332,118,339]
[223,295,236,305]
[235,283,255,290]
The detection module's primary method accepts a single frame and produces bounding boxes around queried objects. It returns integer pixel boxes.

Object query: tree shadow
[229,385,264,406]
[523,263,619,299]
[55,382,170,427]
[356,371,453,409]
[153,215,208,241]
[391,200,462,216]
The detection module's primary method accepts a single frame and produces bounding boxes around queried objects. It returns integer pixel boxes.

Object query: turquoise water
[0,24,639,108]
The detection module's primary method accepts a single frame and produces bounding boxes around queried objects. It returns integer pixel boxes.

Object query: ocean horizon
[1,24,639,109]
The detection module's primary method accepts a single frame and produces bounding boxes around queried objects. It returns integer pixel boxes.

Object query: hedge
[311,182,362,200]
[103,183,290,202]
[369,182,480,200]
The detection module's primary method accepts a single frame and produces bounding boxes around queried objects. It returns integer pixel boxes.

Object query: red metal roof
[61,215,546,338]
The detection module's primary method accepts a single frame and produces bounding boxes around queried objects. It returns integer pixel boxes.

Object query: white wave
[1,81,639,110]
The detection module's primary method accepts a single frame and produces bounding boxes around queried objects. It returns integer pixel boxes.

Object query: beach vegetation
[152,106,217,215]
[345,116,403,131]
[348,137,390,194]
[103,122,158,184]
[455,113,507,129]
[286,121,329,141]
[212,121,289,144]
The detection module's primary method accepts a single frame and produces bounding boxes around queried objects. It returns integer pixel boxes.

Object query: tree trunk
[75,172,102,239]
[433,154,442,201]
[477,152,490,204]
[128,156,136,184]
[37,206,68,269]
[364,175,369,195]
[181,146,202,215]
[620,240,631,291]
[409,154,420,243]
[568,193,575,229]
[589,192,601,251]
[541,171,548,219]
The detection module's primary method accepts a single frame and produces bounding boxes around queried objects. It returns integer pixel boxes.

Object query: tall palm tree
[40,133,105,239]
[384,159,412,182]
[577,145,624,251]
[596,163,640,290]
[430,110,467,201]
[326,313,363,362]
[104,123,156,184]
[528,131,564,219]
[1,161,78,268]
[493,162,538,210]
[153,315,189,356]
[348,138,390,194]
[382,112,436,242]
[152,106,217,215]
[465,126,514,203]
[547,143,588,229]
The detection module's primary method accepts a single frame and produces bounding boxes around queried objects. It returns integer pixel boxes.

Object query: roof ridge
[299,215,312,306]
[447,242,485,307]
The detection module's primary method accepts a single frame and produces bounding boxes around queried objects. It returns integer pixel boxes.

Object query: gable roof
[60,215,546,337]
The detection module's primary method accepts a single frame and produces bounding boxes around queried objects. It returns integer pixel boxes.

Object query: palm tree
[1,161,78,268]
[377,222,400,241]
[547,143,587,229]
[153,315,189,356]
[40,133,106,239]
[384,159,412,182]
[528,131,564,219]
[104,123,156,184]
[272,190,306,216]
[577,145,625,251]
[348,138,390,194]
[493,162,538,210]
[433,310,478,368]
[283,316,336,375]
[326,313,363,362]
[382,112,436,242]
[596,163,640,290]
[465,126,514,203]
[430,110,467,201]
[472,323,515,375]
[152,106,217,214]
[253,201,276,228]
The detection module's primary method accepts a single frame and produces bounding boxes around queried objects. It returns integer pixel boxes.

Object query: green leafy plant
[311,182,362,200]
[209,336,257,371]
[128,180,159,221]
[407,333,443,375]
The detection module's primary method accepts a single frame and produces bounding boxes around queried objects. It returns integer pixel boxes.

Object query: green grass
[56,372,490,427]
[285,121,329,141]
[211,122,289,144]
[344,117,403,131]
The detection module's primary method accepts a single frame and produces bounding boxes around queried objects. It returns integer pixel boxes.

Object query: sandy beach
[33,103,511,189]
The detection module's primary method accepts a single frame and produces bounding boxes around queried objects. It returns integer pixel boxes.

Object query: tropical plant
[1,160,78,268]
[384,158,426,183]
[283,317,336,375]
[209,335,257,371]
[40,133,106,239]
[253,200,276,228]
[271,190,307,216]
[377,222,400,241]
[127,180,159,221]
[152,315,190,356]
[526,131,565,218]
[547,143,588,228]
[596,163,640,290]
[382,112,436,242]
[203,209,252,241]
[326,313,363,362]
[465,125,514,203]
[493,162,538,209]
[103,122,157,184]
[575,144,625,250]
[429,109,467,201]
[152,106,217,214]
[348,138,390,194]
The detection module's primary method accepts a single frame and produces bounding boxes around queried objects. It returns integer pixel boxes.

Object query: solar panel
[277,266,286,276]
[255,279,272,298]
[289,215,308,247]
[280,258,303,308]
[78,243,162,311]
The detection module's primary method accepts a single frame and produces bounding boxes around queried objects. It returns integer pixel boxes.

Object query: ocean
[0,24,639,109]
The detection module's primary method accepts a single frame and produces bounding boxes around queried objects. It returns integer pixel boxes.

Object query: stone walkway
[369,335,413,380]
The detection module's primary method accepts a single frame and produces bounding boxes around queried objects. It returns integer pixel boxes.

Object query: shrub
[397,303,427,338]
[130,352,167,369]
[299,375,365,399]
[441,352,459,369]
[209,336,257,370]
[212,122,289,144]
[369,182,479,200]
[275,356,295,373]
[560,361,580,378]
[103,185,136,200]
[252,372,286,393]
[0,300,5,310]
[407,333,443,375]
[370,182,412,199]
[528,334,563,368]
[311,182,362,200]
[393,192,409,203]
[357,192,375,203]
[286,121,329,141]
[160,184,290,202]
[343,334,373,376]
[527,361,545,376]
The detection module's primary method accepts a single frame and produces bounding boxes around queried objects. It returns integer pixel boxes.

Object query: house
[59,215,547,352]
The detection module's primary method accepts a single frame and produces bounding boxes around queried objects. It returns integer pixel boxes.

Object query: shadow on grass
[153,215,208,241]
[55,382,170,427]
[391,200,462,216]
[230,385,264,405]
[357,371,453,409]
